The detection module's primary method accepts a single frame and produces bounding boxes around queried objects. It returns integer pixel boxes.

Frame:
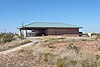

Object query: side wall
[47,28,79,36]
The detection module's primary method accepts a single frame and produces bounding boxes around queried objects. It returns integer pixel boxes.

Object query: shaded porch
[19,28,48,37]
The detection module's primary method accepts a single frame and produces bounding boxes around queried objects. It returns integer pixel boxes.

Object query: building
[18,22,83,37]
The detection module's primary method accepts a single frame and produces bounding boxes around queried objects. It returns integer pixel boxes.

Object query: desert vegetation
[96,34,100,40]
[0,33,14,43]
[0,33,31,51]
[0,39,31,51]
[0,36,100,67]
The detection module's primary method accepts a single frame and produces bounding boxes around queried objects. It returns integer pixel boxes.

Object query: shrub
[96,34,100,40]
[67,43,79,50]
[82,60,90,67]
[81,39,88,41]
[48,45,55,48]
[0,33,15,43]
[67,60,78,66]
[47,37,66,44]
[0,33,6,43]
[91,62,97,67]
[69,60,77,65]
[92,33,98,35]
[96,55,100,60]
[1,33,14,43]
[57,58,64,67]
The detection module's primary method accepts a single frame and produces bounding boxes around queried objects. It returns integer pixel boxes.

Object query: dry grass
[0,36,100,67]
[0,39,31,51]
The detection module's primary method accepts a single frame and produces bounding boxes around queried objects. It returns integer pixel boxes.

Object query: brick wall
[47,28,79,36]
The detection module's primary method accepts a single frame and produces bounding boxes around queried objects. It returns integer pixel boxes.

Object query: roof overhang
[17,22,83,30]
[17,27,83,30]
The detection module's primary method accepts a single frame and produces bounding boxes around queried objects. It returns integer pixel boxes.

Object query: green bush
[96,34,100,40]
[0,33,14,43]
[2,34,13,43]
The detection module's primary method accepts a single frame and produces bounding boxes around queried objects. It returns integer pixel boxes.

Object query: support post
[25,30,27,37]
[23,30,27,38]
[19,29,22,36]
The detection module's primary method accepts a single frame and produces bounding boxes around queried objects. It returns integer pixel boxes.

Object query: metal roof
[19,22,83,28]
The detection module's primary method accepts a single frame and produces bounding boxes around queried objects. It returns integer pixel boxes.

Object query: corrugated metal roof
[19,22,83,28]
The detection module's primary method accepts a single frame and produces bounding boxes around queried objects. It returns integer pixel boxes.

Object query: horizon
[0,0,100,33]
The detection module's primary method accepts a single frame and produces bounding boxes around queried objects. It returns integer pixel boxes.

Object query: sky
[0,0,100,33]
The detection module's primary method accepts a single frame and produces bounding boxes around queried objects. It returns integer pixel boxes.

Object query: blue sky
[0,0,100,33]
